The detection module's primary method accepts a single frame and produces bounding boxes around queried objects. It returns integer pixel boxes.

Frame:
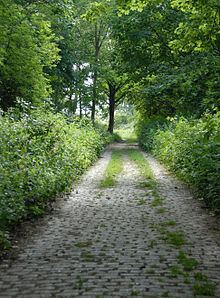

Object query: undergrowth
[0,108,113,249]
[137,112,220,212]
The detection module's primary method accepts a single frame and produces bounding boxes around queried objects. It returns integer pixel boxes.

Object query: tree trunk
[79,91,82,119]
[108,83,116,134]
[0,84,17,111]
[91,68,97,122]
[69,91,77,114]
[91,23,99,123]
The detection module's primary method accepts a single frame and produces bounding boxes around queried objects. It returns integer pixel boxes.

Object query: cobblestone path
[0,143,219,297]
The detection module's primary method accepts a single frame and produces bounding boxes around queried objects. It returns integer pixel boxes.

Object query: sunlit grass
[115,129,137,143]
[100,150,124,188]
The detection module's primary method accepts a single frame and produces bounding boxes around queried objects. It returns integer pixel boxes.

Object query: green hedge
[0,109,112,239]
[136,115,168,152]
[137,112,220,212]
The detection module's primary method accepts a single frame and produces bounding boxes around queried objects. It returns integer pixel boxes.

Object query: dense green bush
[94,122,122,143]
[138,112,220,211]
[136,115,168,151]
[0,109,112,238]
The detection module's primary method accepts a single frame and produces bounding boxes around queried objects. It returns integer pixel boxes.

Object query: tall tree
[114,0,220,116]
[48,0,93,114]
[82,1,113,122]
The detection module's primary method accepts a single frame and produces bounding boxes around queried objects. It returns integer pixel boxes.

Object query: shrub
[137,112,220,211]
[136,115,168,151]
[0,109,111,233]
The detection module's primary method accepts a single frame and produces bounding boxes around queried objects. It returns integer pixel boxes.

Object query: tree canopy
[0,0,219,128]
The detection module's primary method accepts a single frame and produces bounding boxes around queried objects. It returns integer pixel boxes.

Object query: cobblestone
[0,144,219,297]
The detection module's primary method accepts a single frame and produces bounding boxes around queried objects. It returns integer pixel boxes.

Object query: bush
[0,109,111,233]
[137,112,220,211]
[136,115,168,151]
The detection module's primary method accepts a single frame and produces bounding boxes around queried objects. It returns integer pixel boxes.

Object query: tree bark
[91,68,97,122]
[79,91,82,119]
[91,23,99,123]
[0,75,20,111]
[108,83,116,134]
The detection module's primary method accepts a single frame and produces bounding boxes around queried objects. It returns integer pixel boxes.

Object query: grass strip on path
[127,148,216,296]
[100,149,124,188]
[127,149,157,192]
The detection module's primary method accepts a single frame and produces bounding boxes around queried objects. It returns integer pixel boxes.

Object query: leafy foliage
[0,109,112,232]
[0,0,60,110]
[113,0,220,116]
[137,112,220,211]
[136,115,168,152]
[116,0,220,212]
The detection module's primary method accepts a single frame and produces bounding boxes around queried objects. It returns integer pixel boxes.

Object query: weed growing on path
[156,207,167,214]
[127,149,165,210]
[193,273,216,295]
[96,192,103,199]
[100,150,123,188]
[170,265,183,278]
[74,275,86,290]
[163,231,186,247]
[148,239,158,248]
[137,198,146,205]
[177,251,199,271]
[146,268,156,274]
[161,220,176,227]
[81,251,95,262]
[127,147,216,296]
[75,241,93,248]
[151,197,164,207]
[130,289,141,296]
[194,272,208,281]
[193,282,216,296]
[161,291,170,297]
[141,214,148,223]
